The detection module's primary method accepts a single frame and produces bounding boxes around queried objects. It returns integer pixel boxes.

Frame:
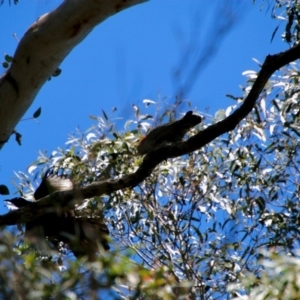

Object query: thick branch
[1,44,299,227]
[0,158,157,225]
[0,0,146,149]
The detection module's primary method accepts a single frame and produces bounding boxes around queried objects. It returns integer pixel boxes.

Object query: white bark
[0,0,146,149]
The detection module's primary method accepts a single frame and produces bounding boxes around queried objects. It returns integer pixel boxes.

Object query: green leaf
[52,67,61,77]
[0,184,9,195]
[102,109,108,121]
[33,107,42,119]
[13,130,22,145]
[4,54,12,62]
[192,225,203,243]
[270,25,279,43]
[255,196,265,213]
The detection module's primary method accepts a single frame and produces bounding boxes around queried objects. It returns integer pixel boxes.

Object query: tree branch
[167,44,300,157]
[0,0,147,149]
[1,42,299,227]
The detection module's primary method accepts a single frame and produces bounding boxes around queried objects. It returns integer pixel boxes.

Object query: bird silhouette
[6,170,109,261]
[137,111,202,155]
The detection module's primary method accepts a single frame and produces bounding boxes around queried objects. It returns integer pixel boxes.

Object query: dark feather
[137,111,202,155]
[5,170,109,260]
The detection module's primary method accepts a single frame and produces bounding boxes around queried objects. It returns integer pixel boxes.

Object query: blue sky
[0,1,286,213]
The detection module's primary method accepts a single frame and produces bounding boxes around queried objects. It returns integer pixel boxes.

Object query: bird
[137,111,202,155]
[5,169,109,261]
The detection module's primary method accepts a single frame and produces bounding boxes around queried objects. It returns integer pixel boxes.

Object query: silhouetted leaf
[33,107,41,119]
[0,185,9,195]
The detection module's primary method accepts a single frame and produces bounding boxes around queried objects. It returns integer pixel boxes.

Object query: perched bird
[137,111,202,155]
[6,170,109,261]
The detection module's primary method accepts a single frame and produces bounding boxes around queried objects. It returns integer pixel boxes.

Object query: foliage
[3,0,300,299]
[0,230,179,299]
[258,0,300,44]
[272,0,300,44]
[231,252,300,300]
[8,56,300,297]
